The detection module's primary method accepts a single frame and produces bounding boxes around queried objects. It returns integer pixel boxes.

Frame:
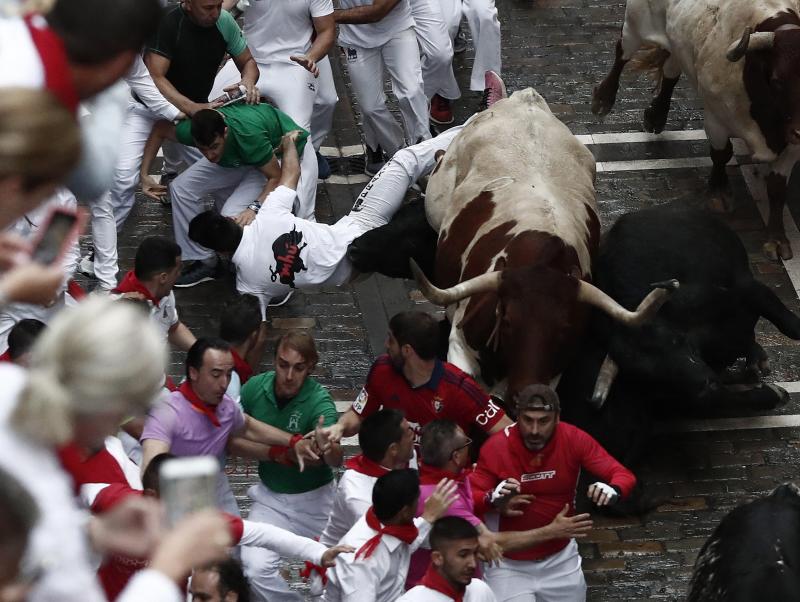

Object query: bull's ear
[569,265,582,280]
[494,256,507,271]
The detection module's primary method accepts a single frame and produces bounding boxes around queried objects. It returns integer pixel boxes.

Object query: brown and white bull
[592,0,800,260]
[411,88,676,410]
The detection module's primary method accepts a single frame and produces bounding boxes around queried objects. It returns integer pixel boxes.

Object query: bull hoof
[763,239,793,262]
[767,383,790,408]
[643,104,668,134]
[591,84,616,116]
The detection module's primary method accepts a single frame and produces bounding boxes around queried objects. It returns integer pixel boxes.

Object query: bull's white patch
[352,388,368,415]
[521,470,556,482]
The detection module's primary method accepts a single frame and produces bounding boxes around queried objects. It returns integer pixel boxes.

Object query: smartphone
[159,456,218,527]
[213,85,247,107]
[31,207,86,266]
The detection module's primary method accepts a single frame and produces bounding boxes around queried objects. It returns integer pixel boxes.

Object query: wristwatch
[247,201,261,214]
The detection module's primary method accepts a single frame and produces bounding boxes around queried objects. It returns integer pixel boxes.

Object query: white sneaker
[79,252,95,277]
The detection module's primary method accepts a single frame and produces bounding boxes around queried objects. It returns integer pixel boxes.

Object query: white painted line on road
[325,174,371,185]
[777,381,800,394]
[320,144,364,158]
[576,129,750,154]
[596,156,738,173]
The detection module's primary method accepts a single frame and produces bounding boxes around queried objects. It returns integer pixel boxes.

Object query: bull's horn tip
[649,279,679,290]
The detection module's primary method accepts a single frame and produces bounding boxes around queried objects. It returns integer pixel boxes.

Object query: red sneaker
[479,71,507,111]
[429,94,454,125]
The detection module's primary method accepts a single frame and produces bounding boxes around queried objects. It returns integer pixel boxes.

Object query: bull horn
[409,258,501,306]
[577,279,679,327]
[726,28,775,62]
[590,354,618,410]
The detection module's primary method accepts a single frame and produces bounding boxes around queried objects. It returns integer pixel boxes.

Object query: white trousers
[171,143,318,262]
[409,0,460,100]
[311,56,338,150]
[100,101,201,231]
[439,0,501,90]
[212,57,338,152]
[85,193,119,290]
[342,27,431,154]
[241,481,335,602]
[485,539,587,602]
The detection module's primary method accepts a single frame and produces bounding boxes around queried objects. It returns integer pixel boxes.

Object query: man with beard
[230,331,343,601]
[470,385,637,602]
[398,516,496,601]
[319,311,512,446]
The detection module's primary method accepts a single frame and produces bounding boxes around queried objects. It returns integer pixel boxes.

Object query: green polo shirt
[175,103,309,168]
[240,371,337,494]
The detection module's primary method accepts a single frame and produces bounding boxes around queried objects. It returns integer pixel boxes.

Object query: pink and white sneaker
[479,71,507,111]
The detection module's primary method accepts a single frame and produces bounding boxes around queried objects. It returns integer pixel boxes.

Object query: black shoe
[174,260,219,288]
[159,172,178,205]
[364,146,386,177]
[453,25,468,54]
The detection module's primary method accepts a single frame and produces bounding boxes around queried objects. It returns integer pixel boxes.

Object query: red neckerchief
[355,507,419,560]
[56,441,87,494]
[230,349,254,384]
[419,462,464,486]
[345,454,391,478]
[419,563,466,602]
[0,350,11,363]
[23,14,79,113]
[113,271,162,307]
[178,382,221,427]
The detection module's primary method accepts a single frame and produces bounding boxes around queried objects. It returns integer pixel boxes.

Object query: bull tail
[628,45,671,89]
[745,280,800,339]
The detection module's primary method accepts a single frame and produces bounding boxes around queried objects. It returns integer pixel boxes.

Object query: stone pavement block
[663,536,708,553]
[584,558,626,571]
[591,514,643,529]
[670,480,728,498]
[709,451,765,467]
[655,497,708,512]
[688,466,747,482]
[584,529,620,543]
[598,541,665,558]
[270,317,316,330]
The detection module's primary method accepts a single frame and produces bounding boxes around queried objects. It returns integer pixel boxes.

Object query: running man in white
[334,0,431,175]
[188,119,463,311]
[79,54,190,291]
[409,0,461,126]
[219,0,339,176]
[440,0,502,93]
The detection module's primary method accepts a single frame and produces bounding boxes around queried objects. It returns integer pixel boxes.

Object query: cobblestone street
[98,0,800,599]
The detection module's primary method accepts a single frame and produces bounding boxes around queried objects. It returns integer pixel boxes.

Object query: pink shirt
[141,390,245,461]
[407,466,480,588]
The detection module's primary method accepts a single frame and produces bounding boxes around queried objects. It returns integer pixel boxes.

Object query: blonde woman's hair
[10,297,167,446]
[0,88,81,191]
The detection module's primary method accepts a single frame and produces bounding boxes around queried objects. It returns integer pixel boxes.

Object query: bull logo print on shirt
[269,225,307,287]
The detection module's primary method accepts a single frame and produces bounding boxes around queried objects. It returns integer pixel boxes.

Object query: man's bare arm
[334,0,402,24]
[139,120,179,201]
[230,48,260,104]
[290,14,335,76]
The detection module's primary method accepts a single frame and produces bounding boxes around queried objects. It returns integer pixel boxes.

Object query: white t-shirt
[323,515,432,602]
[318,469,377,546]
[232,186,363,309]
[337,0,414,48]
[398,579,497,601]
[243,0,333,64]
[0,16,44,88]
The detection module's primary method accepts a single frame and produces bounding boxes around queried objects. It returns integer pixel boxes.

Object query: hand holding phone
[159,456,219,527]
[31,206,86,266]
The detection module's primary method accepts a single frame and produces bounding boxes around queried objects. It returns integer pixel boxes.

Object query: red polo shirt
[352,355,505,437]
